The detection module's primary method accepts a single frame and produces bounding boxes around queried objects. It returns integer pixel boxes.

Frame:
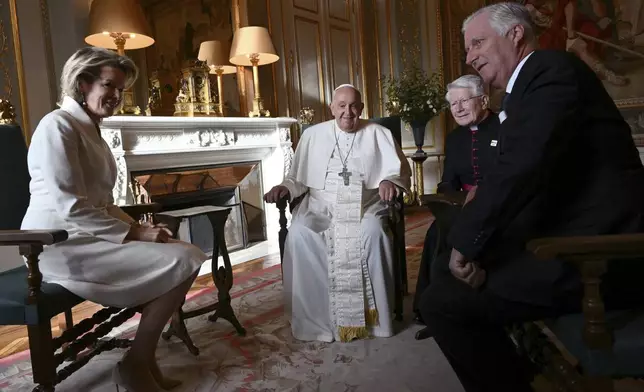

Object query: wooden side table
[155,205,246,356]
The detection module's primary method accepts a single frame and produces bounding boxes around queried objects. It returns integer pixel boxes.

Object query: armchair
[421,194,644,391]
[518,235,644,391]
[277,116,408,321]
[0,124,160,391]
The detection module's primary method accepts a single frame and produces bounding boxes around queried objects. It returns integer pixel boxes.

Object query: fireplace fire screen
[130,162,265,253]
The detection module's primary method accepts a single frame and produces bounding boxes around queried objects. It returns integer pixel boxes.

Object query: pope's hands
[379,180,397,203]
[264,185,290,204]
[448,248,486,289]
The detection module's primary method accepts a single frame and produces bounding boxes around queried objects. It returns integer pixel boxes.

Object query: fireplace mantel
[100,115,296,202]
[100,115,297,268]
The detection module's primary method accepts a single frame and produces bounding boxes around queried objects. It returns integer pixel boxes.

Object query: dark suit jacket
[448,50,644,306]
[438,111,500,193]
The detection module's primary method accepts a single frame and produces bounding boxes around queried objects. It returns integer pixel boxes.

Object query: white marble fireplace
[100,116,297,275]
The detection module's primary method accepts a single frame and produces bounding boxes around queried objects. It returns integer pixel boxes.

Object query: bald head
[330,84,364,132]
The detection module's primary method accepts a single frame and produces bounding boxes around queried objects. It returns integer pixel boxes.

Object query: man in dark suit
[419,3,644,392]
[413,74,500,329]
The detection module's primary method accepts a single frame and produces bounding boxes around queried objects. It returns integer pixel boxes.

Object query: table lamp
[198,41,237,117]
[85,0,155,115]
[229,26,279,117]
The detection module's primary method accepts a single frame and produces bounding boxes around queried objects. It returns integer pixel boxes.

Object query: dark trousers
[413,208,458,316]
[418,251,581,392]
[412,223,439,316]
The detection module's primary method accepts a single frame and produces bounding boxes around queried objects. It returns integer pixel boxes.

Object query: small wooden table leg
[157,207,246,357]
[161,300,200,356]
[206,212,246,336]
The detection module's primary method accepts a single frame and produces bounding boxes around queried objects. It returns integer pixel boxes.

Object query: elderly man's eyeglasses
[449,95,482,108]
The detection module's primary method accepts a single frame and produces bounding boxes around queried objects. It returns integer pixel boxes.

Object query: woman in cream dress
[20,47,207,392]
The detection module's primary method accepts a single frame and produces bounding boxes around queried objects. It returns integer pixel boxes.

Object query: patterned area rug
[0,212,463,392]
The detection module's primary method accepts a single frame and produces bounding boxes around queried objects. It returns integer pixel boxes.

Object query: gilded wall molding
[8,0,29,143]
[278,0,293,118]
[435,3,444,85]
[0,2,12,99]
[39,0,57,108]
[232,0,249,116]
[265,0,279,116]
[395,0,445,150]
[372,0,383,116]
[384,0,394,76]
[356,0,369,118]
[396,0,421,70]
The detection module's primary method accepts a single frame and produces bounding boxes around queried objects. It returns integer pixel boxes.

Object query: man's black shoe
[415,326,433,340]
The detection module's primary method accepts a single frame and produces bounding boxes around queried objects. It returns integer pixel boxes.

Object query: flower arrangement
[380,65,447,125]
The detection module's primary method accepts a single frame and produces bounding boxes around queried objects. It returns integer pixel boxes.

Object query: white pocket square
[499,110,507,124]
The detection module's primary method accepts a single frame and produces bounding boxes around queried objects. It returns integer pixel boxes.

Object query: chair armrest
[0,229,68,246]
[276,193,307,262]
[0,230,67,303]
[527,233,644,261]
[420,192,467,208]
[527,233,644,351]
[120,202,162,220]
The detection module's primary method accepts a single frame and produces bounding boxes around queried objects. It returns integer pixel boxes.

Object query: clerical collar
[467,110,493,130]
[506,51,534,93]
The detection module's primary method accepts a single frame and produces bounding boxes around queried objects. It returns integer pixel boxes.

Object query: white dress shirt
[499,51,535,123]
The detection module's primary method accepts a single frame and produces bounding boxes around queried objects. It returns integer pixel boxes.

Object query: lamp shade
[198,41,237,74]
[229,26,279,66]
[85,0,155,50]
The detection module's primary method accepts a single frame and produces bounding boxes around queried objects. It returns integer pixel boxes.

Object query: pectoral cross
[338,166,352,186]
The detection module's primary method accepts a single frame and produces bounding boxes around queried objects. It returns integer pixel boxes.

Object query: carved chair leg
[59,309,77,362]
[27,321,57,392]
[390,220,403,322]
[277,197,289,280]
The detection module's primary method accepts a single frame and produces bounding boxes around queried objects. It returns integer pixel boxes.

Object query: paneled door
[279,0,364,124]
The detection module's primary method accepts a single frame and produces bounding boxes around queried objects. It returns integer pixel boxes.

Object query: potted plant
[381,65,447,154]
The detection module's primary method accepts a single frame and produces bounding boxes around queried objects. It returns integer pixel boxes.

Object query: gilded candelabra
[173,60,219,117]
[145,71,161,116]
[197,40,237,117]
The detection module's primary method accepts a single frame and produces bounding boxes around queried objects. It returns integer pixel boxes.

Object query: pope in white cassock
[265,84,411,342]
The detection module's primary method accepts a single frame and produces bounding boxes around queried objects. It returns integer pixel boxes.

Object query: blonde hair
[59,47,138,104]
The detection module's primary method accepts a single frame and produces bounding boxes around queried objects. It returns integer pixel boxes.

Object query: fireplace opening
[130,161,266,255]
